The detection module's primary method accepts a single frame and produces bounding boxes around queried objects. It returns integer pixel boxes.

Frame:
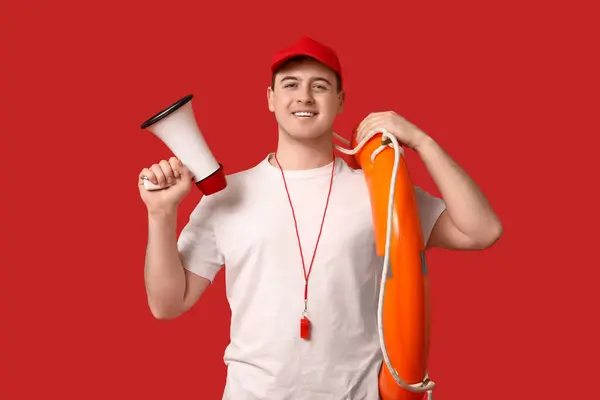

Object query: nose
[296,84,314,104]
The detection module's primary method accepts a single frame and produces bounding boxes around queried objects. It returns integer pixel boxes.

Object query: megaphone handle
[142,177,176,191]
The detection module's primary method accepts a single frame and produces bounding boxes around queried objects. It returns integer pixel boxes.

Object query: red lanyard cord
[274,151,335,339]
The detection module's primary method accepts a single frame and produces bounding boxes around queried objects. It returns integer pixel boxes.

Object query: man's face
[267,58,344,141]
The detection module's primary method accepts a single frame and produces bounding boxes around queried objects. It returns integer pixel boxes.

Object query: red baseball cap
[270,37,342,82]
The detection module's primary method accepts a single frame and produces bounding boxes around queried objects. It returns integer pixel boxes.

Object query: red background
[1,0,599,399]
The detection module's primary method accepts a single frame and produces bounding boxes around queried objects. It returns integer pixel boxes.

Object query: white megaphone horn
[140,94,227,195]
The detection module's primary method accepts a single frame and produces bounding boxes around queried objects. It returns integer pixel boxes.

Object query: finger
[359,116,387,142]
[357,115,379,142]
[139,168,157,185]
[179,162,192,179]
[357,112,386,141]
[356,113,374,135]
[168,157,181,179]
[355,117,371,142]
[159,159,175,185]
[150,163,168,187]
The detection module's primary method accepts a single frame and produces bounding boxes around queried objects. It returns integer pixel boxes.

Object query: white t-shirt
[177,154,446,400]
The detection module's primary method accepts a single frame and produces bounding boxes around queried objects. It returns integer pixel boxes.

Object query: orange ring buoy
[338,127,434,400]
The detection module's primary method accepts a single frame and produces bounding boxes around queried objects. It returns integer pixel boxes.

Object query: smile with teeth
[293,111,317,117]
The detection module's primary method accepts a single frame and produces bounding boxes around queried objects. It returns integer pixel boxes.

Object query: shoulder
[333,157,373,186]
[337,159,446,245]
[190,155,273,215]
[336,158,444,206]
[414,186,446,209]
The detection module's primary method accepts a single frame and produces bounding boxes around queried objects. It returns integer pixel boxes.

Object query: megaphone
[140,94,227,195]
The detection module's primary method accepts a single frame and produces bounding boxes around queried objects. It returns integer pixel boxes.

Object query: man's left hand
[355,111,429,150]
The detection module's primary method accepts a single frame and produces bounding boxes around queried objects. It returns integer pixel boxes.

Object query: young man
[138,37,502,399]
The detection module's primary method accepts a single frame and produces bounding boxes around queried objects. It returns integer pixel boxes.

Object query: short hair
[271,56,343,92]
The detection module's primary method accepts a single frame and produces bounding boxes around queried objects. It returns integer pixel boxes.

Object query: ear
[267,86,275,112]
[337,90,345,115]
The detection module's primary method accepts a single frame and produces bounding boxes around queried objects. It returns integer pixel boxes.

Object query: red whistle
[300,317,311,340]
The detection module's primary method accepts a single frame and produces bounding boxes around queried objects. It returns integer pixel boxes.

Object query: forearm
[144,208,186,319]
[415,135,502,243]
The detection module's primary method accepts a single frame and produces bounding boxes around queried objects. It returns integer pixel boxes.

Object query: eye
[313,84,328,90]
[283,82,297,88]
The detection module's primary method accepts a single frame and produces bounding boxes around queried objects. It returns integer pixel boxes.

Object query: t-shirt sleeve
[177,195,225,283]
[414,186,447,246]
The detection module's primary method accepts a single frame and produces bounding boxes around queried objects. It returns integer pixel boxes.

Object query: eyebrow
[280,76,332,86]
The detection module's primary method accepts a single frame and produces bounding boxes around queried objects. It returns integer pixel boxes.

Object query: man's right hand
[138,157,193,213]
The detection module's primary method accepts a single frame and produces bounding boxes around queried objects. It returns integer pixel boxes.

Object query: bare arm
[144,208,210,319]
[355,111,502,250]
[416,136,503,250]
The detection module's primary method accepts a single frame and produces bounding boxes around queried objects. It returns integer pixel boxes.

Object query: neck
[271,129,335,170]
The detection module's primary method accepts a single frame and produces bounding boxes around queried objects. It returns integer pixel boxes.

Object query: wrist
[147,206,178,220]
[414,133,435,154]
